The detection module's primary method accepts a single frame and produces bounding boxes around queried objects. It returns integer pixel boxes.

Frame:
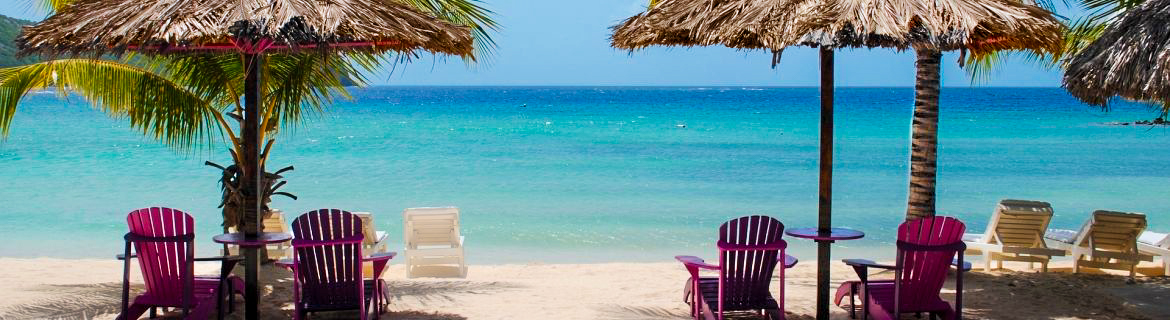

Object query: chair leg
[1163,259,1169,277]
[848,282,858,319]
[983,253,992,271]
[698,300,717,320]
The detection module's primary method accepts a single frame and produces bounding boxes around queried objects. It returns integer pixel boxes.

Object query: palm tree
[0,0,497,229]
[905,48,943,220]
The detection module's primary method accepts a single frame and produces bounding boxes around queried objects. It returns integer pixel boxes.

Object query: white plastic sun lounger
[226,209,293,260]
[403,207,466,278]
[1137,231,1170,276]
[963,199,1065,271]
[353,212,389,254]
[1045,210,1153,276]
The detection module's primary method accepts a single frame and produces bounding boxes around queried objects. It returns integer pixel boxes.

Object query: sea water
[1,87,1167,263]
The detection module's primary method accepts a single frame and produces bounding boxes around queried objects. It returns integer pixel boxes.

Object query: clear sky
[2,0,1081,87]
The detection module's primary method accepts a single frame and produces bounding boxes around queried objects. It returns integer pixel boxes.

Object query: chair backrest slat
[1079,210,1146,253]
[127,207,195,306]
[292,209,365,309]
[992,200,1053,247]
[404,207,461,248]
[897,216,965,310]
[717,215,785,310]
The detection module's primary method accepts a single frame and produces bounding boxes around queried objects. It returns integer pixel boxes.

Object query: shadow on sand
[0,282,127,319]
[946,271,1154,320]
[594,304,815,320]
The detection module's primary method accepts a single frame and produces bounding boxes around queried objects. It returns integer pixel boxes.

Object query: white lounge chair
[963,199,1065,271]
[353,212,389,254]
[226,209,293,260]
[403,207,466,278]
[1137,231,1170,276]
[1045,210,1153,276]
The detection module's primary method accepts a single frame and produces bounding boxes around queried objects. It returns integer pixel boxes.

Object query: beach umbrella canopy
[18,0,473,56]
[18,1,473,319]
[612,0,1062,54]
[611,0,1061,318]
[1063,0,1170,107]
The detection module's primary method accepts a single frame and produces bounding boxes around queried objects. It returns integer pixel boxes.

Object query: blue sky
[3,0,1080,87]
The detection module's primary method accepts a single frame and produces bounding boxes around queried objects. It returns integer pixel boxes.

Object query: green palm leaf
[401,0,500,63]
[0,59,222,148]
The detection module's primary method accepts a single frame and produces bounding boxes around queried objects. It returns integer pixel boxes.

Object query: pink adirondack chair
[287,209,396,320]
[118,207,244,320]
[833,216,968,320]
[676,215,798,320]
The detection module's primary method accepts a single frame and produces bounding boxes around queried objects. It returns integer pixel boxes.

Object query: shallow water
[1,87,1167,263]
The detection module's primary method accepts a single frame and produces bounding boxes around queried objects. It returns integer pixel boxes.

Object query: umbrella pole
[816,47,834,320]
[241,52,264,320]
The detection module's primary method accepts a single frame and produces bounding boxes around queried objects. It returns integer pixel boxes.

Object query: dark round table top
[785,227,865,241]
[213,232,293,247]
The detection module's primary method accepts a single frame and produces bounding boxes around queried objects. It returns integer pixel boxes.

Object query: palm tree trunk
[906,49,941,221]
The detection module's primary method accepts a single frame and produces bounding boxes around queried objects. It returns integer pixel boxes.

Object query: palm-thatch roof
[611,0,1064,59]
[17,0,475,58]
[1063,0,1170,107]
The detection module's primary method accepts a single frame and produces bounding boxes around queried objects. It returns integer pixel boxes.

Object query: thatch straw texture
[1063,0,1170,106]
[611,0,1063,58]
[18,0,474,57]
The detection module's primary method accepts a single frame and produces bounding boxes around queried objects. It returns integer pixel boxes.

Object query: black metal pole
[816,47,834,320]
[241,52,264,320]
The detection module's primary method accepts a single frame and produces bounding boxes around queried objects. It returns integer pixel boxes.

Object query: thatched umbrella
[613,0,1061,318]
[18,1,473,318]
[1064,0,1170,109]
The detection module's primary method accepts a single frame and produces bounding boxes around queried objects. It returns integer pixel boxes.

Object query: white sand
[0,258,1165,319]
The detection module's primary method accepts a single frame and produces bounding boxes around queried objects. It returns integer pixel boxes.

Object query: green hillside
[0,14,37,67]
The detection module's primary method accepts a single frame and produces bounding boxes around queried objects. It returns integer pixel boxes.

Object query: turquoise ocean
[2,87,1168,263]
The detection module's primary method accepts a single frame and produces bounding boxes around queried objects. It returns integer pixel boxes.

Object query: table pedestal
[213,232,293,320]
[786,227,865,319]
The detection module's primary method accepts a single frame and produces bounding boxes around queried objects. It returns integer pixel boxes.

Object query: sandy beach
[1,257,1167,319]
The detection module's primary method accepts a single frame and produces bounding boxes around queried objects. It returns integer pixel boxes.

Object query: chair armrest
[116,253,137,260]
[842,259,896,270]
[366,252,397,280]
[952,259,972,272]
[1002,246,1067,257]
[194,255,244,262]
[675,255,720,270]
[782,254,798,268]
[364,251,397,262]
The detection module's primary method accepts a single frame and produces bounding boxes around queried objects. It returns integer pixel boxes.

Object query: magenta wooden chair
[833,216,968,320]
[676,215,798,320]
[117,207,243,320]
[287,209,396,320]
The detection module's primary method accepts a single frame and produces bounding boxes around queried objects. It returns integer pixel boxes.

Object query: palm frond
[37,0,75,14]
[0,59,220,149]
[400,0,500,64]
[964,51,1009,84]
[0,63,52,136]
[262,53,380,134]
